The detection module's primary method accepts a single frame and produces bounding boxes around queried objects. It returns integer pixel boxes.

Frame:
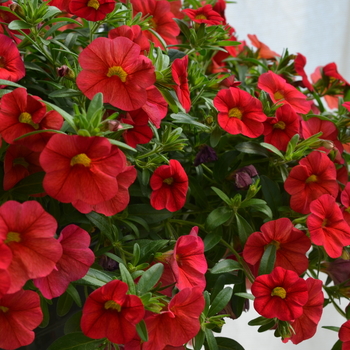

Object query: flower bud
[194,145,218,166]
[57,65,75,80]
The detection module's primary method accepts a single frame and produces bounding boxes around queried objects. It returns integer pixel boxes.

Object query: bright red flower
[150,159,189,212]
[283,278,324,344]
[0,34,25,83]
[258,71,312,114]
[323,62,349,85]
[171,56,191,112]
[69,0,115,21]
[251,266,308,321]
[0,289,42,350]
[340,320,350,350]
[284,151,338,214]
[307,194,350,258]
[0,243,12,298]
[213,0,227,24]
[0,88,63,151]
[76,37,155,111]
[243,218,311,275]
[49,0,70,11]
[40,134,126,206]
[294,53,314,91]
[247,34,280,59]
[108,25,150,54]
[142,287,205,350]
[263,104,300,151]
[3,144,43,191]
[0,200,62,294]
[213,87,267,138]
[183,4,224,26]
[81,279,145,344]
[341,183,350,225]
[33,224,95,299]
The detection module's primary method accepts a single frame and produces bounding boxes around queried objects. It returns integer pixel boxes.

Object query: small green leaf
[108,138,137,152]
[8,20,32,30]
[258,244,276,275]
[211,259,242,274]
[204,229,222,251]
[216,40,241,46]
[206,206,232,231]
[47,332,102,350]
[235,213,254,244]
[216,337,245,350]
[194,329,206,350]
[323,326,340,332]
[208,287,233,317]
[260,142,285,159]
[120,263,136,294]
[78,268,112,287]
[211,187,231,205]
[137,263,164,294]
[136,320,148,342]
[170,112,210,130]
[204,328,218,350]
[48,89,82,98]
[0,79,25,88]
[42,6,61,20]
[66,284,82,307]
[57,292,73,317]
[235,142,269,157]
[63,311,82,335]
[43,100,76,131]
[234,292,255,301]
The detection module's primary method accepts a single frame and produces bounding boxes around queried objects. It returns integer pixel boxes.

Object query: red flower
[283,278,324,344]
[76,37,155,111]
[243,218,311,275]
[81,279,145,344]
[341,183,350,225]
[183,4,224,26]
[0,88,63,151]
[33,224,95,299]
[213,0,227,24]
[0,289,43,350]
[0,201,62,294]
[251,266,308,321]
[0,34,25,83]
[3,144,43,191]
[40,134,126,206]
[294,53,314,91]
[247,34,280,59]
[213,87,267,138]
[150,159,189,212]
[307,194,350,258]
[339,320,350,350]
[142,287,205,350]
[258,71,312,114]
[48,0,70,11]
[284,151,338,214]
[69,0,115,21]
[0,243,12,298]
[171,56,191,112]
[263,104,300,151]
[323,62,349,85]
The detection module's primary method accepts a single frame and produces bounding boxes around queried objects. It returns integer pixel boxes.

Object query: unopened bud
[57,65,75,80]
[9,3,25,17]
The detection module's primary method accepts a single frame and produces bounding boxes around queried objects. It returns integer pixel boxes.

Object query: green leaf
[216,337,245,350]
[120,263,136,294]
[216,40,241,46]
[234,292,255,301]
[204,229,222,251]
[132,243,141,266]
[235,142,269,157]
[208,286,233,317]
[240,198,267,208]
[10,172,45,198]
[40,297,50,328]
[258,244,276,275]
[323,326,341,332]
[173,18,191,40]
[64,311,82,335]
[260,142,285,159]
[86,212,115,241]
[48,89,82,98]
[137,239,170,262]
[108,138,137,152]
[14,129,66,141]
[42,6,62,20]
[211,259,242,274]
[170,112,210,130]
[248,316,273,326]
[204,328,218,350]
[86,93,103,124]
[211,187,231,205]
[128,204,173,224]
[43,100,76,131]
[235,213,254,244]
[0,79,25,88]
[104,252,124,265]
[168,49,187,62]
[47,332,102,350]
[8,20,32,30]
[251,204,273,219]
[194,329,206,350]
[260,175,282,217]
[57,292,73,317]
[78,268,112,287]
[206,206,232,231]
[66,284,82,307]
[137,263,164,294]
[331,339,342,350]
[136,320,148,342]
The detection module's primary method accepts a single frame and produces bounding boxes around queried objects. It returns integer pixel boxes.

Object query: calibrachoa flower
[171,56,191,112]
[251,266,308,321]
[307,194,350,258]
[183,4,224,26]
[283,278,324,344]
[247,34,280,59]
[69,0,116,21]
[243,218,311,275]
[341,182,350,225]
[0,201,62,294]
[213,87,267,137]
[339,320,350,350]
[150,159,189,212]
[0,289,43,350]
[33,224,95,299]
[294,53,314,91]
[76,37,155,111]
[81,279,145,344]
[258,70,312,114]
[284,151,338,214]
[48,0,70,11]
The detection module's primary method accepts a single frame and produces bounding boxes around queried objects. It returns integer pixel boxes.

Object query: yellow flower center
[273,121,286,130]
[163,177,174,185]
[274,91,284,100]
[195,14,207,20]
[87,0,100,10]
[70,153,92,167]
[322,218,328,227]
[306,174,318,183]
[271,286,286,299]
[107,66,128,82]
[228,108,242,119]
[18,112,39,129]
[265,240,280,250]
[5,231,21,244]
[104,300,122,312]
[345,207,350,214]
[0,306,9,313]
[150,18,157,30]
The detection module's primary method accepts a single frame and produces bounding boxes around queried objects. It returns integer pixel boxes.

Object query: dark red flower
[0,200,62,294]
[213,87,267,138]
[243,218,311,275]
[81,279,145,344]
[284,151,338,214]
[0,289,43,350]
[294,53,314,91]
[171,56,191,112]
[183,5,224,26]
[33,224,95,299]
[150,159,188,212]
[263,104,300,151]
[251,266,308,321]
[247,34,280,59]
[76,37,155,111]
[258,71,312,114]
[69,0,115,21]
[341,183,350,225]
[339,320,350,350]
[307,194,350,258]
